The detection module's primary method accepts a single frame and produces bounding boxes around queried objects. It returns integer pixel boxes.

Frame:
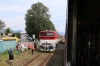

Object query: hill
[11,30,23,33]
[59,32,65,36]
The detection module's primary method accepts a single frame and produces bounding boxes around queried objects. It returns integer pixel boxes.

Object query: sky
[0,0,67,32]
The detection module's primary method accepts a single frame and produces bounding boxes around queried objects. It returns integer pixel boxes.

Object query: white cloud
[51,16,66,21]
[2,17,25,30]
[0,0,67,32]
[0,5,25,12]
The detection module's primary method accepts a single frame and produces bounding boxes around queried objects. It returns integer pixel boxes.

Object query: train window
[88,42,91,50]
[40,32,46,36]
[47,33,54,36]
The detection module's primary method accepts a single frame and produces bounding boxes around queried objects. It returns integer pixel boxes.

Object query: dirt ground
[0,42,65,66]
[0,41,39,66]
[0,50,40,66]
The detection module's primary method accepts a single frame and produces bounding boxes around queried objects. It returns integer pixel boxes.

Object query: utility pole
[57,24,59,32]
[0,27,2,39]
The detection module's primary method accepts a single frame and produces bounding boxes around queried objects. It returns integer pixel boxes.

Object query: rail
[22,53,43,66]
[39,52,53,66]
[22,52,53,66]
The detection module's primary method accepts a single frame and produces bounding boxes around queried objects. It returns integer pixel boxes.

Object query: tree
[5,27,11,35]
[12,33,16,37]
[12,32,20,38]
[15,32,20,38]
[25,2,55,38]
[0,20,6,39]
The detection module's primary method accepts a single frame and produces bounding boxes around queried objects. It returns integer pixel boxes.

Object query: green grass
[0,45,40,60]
[0,49,17,59]
[0,50,8,59]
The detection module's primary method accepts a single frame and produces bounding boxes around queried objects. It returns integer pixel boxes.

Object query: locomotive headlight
[52,41,54,43]
[51,43,53,45]
[51,41,54,45]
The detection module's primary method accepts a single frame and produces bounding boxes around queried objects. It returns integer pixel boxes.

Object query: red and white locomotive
[39,30,61,51]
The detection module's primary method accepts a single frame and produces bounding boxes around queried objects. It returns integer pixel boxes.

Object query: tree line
[0,25,20,38]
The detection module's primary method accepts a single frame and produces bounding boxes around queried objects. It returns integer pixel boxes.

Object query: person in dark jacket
[8,48,14,65]
[34,39,38,50]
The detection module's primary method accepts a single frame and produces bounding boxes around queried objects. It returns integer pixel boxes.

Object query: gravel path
[46,43,65,66]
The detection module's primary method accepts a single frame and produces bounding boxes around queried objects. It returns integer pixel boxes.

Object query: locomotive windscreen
[39,32,55,39]
[40,32,46,36]
[40,32,54,36]
[47,33,54,36]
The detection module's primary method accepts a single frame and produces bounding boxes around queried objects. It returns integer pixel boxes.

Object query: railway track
[22,52,53,66]
[21,38,64,66]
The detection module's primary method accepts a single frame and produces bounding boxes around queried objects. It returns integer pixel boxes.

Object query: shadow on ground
[46,44,64,66]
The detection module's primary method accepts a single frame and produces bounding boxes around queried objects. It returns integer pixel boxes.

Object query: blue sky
[0,0,67,32]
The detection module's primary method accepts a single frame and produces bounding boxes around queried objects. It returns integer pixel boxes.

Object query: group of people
[16,43,36,55]
[7,42,36,65]
[16,43,27,55]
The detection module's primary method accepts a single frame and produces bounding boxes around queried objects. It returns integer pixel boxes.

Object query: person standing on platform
[30,44,34,55]
[16,44,20,55]
[21,44,25,52]
[24,44,27,51]
[34,39,38,50]
[8,48,14,65]
[28,43,31,52]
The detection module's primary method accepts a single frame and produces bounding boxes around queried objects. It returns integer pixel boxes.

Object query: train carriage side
[65,0,100,66]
